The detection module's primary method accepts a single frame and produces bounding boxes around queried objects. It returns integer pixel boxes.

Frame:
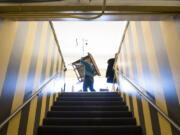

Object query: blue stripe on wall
[136,22,161,135]
[127,26,138,82]
[56,54,59,72]
[136,95,146,135]
[60,58,63,76]
[135,22,155,100]
[123,42,129,78]
[45,25,53,116]
[173,15,180,39]
[23,22,43,101]
[121,41,135,118]
[50,41,56,76]
[33,24,51,135]
[0,20,2,31]
[127,24,147,135]
[150,21,180,132]
[122,43,128,103]
[119,48,123,73]
[18,22,43,135]
[0,22,29,134]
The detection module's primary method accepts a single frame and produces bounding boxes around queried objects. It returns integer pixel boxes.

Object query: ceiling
[0,0,179,20]
[53,21,127,70]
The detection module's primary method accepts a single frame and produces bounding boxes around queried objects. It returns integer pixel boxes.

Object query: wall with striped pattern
[0,21,65,135]
[116,16,180,135]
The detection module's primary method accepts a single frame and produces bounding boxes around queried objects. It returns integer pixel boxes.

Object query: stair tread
[60,92,117,93]
[54,101,125,105]
[58,97,122,99]
[43,117,137,126]
[60,92,118,95]
[57,97,122,102]
[44,117,136,120]
[47,111,133,118]
[38,92,141,135]
[48,111,131,113]
[52,105,127,108]
[51,106,128,111]
[38,125,141,135]
[55,101,124,103]
[39,125,140,128]
[55,101,123,102]
[59,94,120,97]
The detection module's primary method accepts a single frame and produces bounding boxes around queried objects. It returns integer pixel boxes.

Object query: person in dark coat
[106,58,115,83]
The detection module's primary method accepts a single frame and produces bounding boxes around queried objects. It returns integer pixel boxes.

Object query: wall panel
[7,22,36,135]
[0,21,65,135]
[0,20,2,29]
[0,21,18,97]
[116,17,180,135]
[141,21,172,135]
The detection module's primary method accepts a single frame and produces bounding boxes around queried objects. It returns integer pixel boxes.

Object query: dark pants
[83,76,96,92]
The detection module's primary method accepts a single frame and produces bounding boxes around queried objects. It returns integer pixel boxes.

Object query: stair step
[59,92,119,97]
[54,101,125,106]
[38,92,141,135]
[47,111,133,118]
[57,97,122,101]
[43,118,137,126]
[51,106,128,111]
[38,125,142,135]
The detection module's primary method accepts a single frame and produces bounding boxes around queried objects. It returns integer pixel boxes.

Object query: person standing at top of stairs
[80,58,96,92]
[106,58,115,83]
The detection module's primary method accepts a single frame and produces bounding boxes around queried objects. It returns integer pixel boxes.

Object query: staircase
[38,92,142,135]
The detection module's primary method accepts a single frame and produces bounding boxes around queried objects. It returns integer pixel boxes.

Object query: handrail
[118,21,129,54]
[114,20,180,131]
[49,21,66,68]
[116,70,180,131]
[113,21,129,70]
[0,72,60,130]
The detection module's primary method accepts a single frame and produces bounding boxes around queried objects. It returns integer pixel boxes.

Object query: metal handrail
[0,72,60,130]
[114,20,179,131]
[116,70,180,131]
[49,21,66,67]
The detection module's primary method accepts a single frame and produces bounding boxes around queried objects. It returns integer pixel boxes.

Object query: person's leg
[89,78,96,92]
[86,76,91,91]
[83,78,88,92]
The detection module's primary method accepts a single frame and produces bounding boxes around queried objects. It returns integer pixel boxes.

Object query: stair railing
[113,21,180,131]
[116,70,180,131]
[0,21,66,131]
[0,72,60,130]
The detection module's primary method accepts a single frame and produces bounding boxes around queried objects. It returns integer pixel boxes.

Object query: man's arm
[80,58,94,72]
[80,58,89,67]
